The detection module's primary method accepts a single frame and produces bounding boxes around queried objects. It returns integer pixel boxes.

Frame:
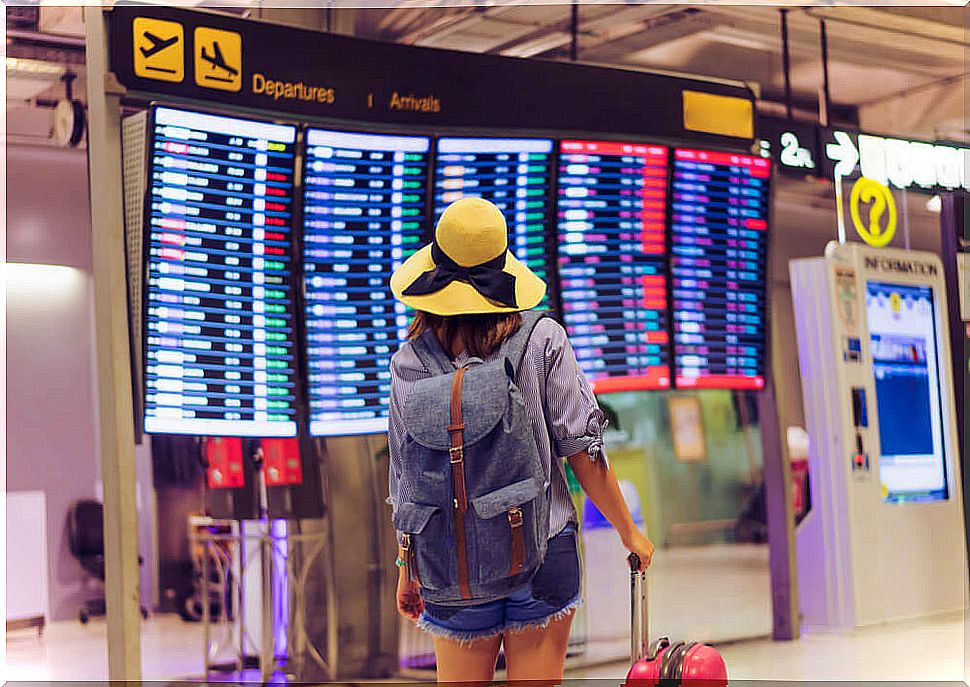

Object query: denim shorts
[417,524,582,643]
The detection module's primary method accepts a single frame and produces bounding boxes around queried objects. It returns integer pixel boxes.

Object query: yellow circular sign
[850,177,897,248]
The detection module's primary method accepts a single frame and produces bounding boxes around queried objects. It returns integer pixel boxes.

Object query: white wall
[6,145,156,619]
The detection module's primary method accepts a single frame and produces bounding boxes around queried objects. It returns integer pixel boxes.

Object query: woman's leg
[432,634,502,685]
[502,608,576,684]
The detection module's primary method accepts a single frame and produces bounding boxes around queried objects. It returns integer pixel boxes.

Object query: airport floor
[5,611,968,682]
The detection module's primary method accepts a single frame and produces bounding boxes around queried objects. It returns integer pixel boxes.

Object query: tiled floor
[5,611,967,682]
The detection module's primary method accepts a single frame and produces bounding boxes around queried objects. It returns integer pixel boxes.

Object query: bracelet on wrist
[395,557,406,568]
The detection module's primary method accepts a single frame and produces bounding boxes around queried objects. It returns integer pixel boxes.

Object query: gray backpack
[394,311,550,605]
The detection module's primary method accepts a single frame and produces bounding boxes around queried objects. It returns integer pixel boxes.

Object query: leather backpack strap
[448,366,472,600]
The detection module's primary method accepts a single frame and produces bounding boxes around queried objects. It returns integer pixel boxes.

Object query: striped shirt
[387,316,609,541]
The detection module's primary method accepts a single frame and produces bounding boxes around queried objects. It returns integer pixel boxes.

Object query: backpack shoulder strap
[501,310,548,373]
[409,329,455,377]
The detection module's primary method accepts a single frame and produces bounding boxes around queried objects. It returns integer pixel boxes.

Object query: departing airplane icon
[140,32,179,59]
[200,41,239,80]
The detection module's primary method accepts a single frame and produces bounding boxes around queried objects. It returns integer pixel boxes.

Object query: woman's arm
[567,450,655,570]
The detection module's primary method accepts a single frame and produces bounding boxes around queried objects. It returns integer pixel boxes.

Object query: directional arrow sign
[827,131,859,178]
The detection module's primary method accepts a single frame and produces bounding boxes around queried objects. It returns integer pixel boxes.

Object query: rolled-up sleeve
[541,321,609,464]
[387,356,406,545]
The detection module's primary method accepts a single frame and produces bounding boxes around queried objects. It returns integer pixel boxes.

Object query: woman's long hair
[408,311,523,359]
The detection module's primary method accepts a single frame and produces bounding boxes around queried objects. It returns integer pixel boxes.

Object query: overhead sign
[132,16,183,83]
[761,116,970,195]
[194,26,242,92]
[107,5,754,144]
[821,127,970,195]
[850,178,897,248]
[758,116,819,177]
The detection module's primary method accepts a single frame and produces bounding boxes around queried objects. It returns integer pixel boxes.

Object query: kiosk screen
[865,281,949,503]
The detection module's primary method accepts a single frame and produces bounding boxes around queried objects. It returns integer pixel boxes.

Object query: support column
[84,6,142,680]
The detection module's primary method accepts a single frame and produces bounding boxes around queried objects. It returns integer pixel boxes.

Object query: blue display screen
[434,137,554,307]
[866,281,949,503]
[302,129,430,437]
[143,107,299,437]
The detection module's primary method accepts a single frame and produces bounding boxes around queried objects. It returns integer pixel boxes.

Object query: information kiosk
[790,242,966,631]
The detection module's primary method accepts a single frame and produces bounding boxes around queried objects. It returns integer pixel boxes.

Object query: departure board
[143,107,299,436]
[434,137,554,298]
[303,129,430,436]
[557,140,671,393]
[670,148,771,390]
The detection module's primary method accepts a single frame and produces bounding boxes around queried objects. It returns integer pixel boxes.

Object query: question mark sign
[850,178,897,248]
[861,186,886,236]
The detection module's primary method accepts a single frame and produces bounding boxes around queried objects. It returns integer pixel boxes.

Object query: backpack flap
[392,502,440,534]
[470,478,540,520]
[402,359,509,451]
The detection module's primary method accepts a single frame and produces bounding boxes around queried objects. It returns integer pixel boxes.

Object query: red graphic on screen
[260,437,303,487]
[205,437,245,489]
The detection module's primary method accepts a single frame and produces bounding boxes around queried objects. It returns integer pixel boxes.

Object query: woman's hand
[622,528,655,572]
[396,570,424,621]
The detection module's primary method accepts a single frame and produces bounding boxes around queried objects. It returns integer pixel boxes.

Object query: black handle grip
[628,552,641,572]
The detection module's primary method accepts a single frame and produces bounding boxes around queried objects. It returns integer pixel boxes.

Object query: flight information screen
[303,129,430,436]
[670,148,771,390]
[557,140,671,393]
[434,137,554,300]
[143,107,299,437]
[866,281,949,503]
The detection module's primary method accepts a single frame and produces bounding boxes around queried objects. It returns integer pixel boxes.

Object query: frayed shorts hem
[416,595,582,644]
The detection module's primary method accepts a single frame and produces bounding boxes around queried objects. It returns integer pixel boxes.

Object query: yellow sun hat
[390,197,547,316]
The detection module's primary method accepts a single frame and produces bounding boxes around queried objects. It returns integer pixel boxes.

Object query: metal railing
[191,522,333,682]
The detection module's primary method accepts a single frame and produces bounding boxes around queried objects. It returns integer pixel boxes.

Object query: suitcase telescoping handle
[628,553,648,663]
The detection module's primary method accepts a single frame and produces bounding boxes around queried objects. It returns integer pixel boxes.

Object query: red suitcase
[624,553,728,687]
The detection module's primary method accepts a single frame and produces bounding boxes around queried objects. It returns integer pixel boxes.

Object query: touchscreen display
[866,281,949,503]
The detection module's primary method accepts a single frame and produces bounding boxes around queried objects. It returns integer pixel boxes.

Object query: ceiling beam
[577,9,727,63]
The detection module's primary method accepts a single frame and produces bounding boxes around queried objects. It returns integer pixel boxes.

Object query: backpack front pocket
[469,478,541,584]
[393,502,450,591]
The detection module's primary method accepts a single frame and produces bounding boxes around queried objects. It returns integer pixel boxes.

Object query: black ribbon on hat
[402,242,518,308]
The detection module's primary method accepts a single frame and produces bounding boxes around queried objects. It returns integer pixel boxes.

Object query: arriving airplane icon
[200,41,239,81]
[140,32,179,59]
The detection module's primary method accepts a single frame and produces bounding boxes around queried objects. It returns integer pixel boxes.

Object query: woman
[387,197,654,683]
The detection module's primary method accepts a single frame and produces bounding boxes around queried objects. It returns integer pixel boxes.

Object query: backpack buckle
[508,507,524,527]
[449,446,464,463]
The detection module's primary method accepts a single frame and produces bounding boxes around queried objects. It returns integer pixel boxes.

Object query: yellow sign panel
[850,177,897,248]
[194,27,242,92]
[133,17,184,83]
[682,91,754,140]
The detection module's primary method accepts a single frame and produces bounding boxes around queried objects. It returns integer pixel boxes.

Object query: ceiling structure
[354,3,968,142]
[5,4,967,146]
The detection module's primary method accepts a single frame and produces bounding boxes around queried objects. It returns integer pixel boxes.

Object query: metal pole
[203,539,211,677]
[819,19,831,127]
[780,10,793,120]
[83,7,143,680]
[570,1,579,62]
[902,188,911,251]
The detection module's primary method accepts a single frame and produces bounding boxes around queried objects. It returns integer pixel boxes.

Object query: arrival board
[434,137,555,305]
[143,107,299,436]
[303,129,430,436]
[557,140,671,392]
[670,148,770,390]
